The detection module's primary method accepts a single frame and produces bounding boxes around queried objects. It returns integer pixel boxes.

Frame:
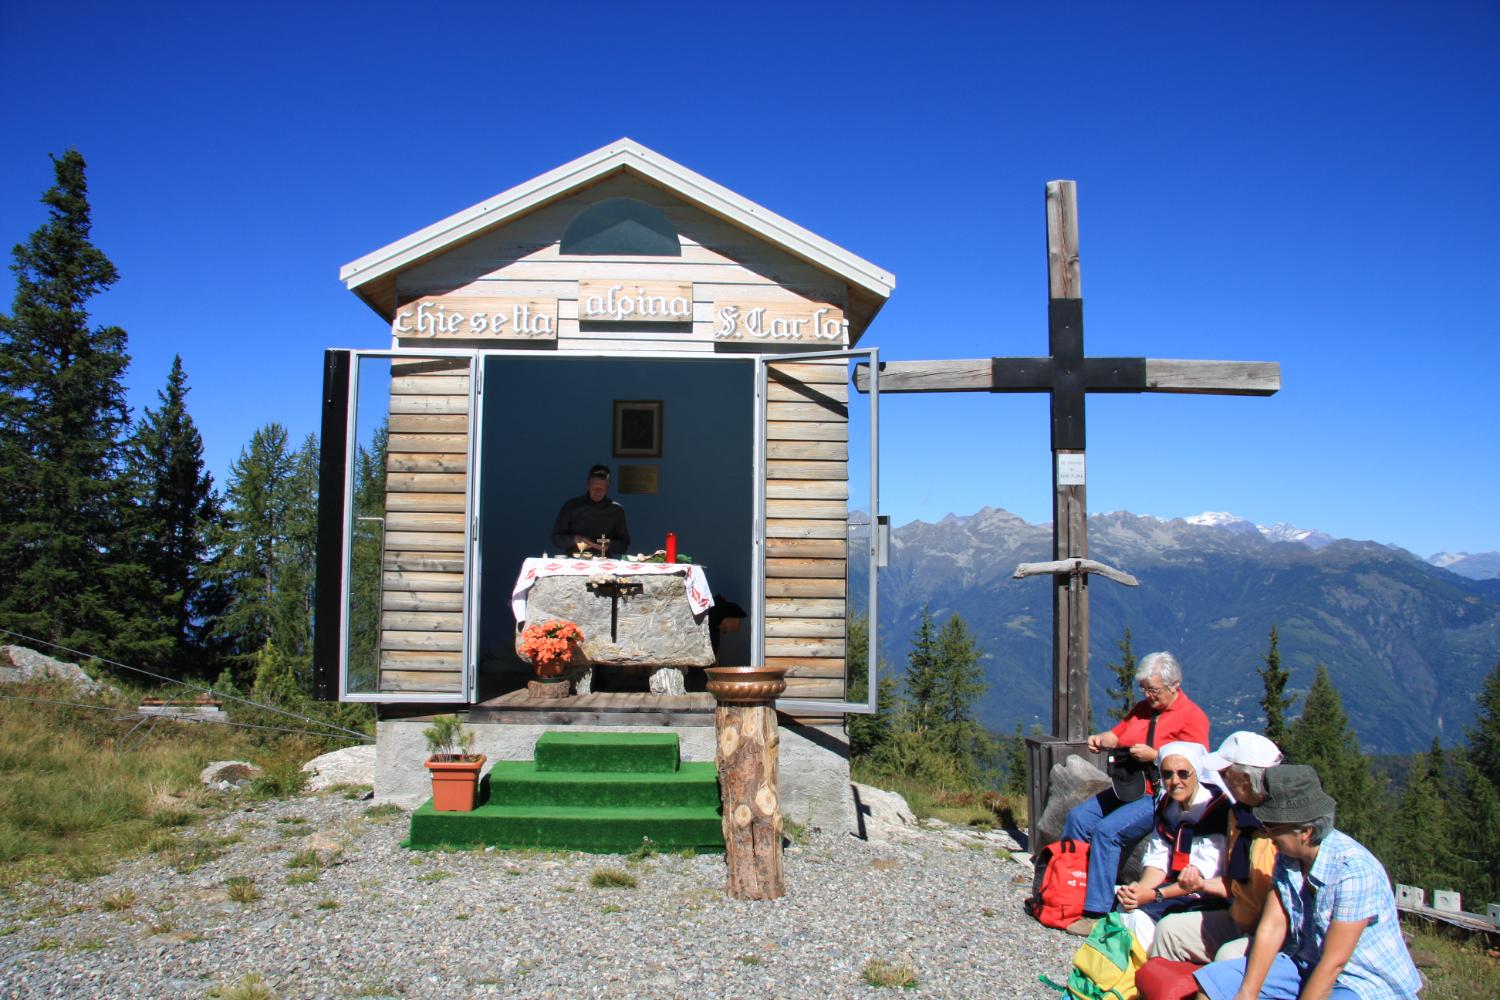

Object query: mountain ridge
[866,507,1500,754]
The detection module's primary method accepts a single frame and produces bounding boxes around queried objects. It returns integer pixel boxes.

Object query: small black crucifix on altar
[857,181,1280,742]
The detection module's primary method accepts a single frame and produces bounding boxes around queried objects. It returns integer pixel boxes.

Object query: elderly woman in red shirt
[1059,650,1211,936]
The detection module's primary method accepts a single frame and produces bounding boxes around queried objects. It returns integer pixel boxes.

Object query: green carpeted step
[407,801,725,854]
[533,731,680,773]
[487,760,718,809]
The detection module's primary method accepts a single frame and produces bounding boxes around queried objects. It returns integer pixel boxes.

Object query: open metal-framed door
[332,348,480,703]
[754,347,881,716]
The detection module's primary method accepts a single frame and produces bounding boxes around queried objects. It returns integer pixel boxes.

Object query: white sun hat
[1201,731,1283,772]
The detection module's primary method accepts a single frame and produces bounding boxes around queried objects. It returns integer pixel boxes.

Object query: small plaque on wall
[618,465,659,495]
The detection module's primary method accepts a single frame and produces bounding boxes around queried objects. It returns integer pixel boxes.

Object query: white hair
[1136,650,1182,686]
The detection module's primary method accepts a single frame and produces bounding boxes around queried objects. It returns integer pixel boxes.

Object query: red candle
[665,532,677,563]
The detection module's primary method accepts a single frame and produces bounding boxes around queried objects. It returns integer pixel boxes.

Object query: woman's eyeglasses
[1140,682,1178,696]
[1161,768,1195,781]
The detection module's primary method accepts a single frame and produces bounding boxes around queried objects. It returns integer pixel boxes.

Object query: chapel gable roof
[339,138,894,333]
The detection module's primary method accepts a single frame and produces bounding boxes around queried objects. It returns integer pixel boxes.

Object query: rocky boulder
[300,744,376,792]
[852,782,919,842]
[0,645,108,695]
[200,760,262,791]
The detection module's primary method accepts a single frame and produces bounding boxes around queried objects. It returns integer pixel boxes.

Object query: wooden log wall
[378,356,471,695]
[764,359,847,706]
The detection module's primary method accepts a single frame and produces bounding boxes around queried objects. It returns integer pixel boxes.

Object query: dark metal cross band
[855,180,1280,741]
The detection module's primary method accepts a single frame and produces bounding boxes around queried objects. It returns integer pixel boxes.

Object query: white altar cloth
[511,558,714,624]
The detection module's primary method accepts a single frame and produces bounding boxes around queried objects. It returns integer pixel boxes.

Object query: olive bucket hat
[1253,764,1337,825]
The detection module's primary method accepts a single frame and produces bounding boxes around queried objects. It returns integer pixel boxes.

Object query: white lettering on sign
[713,303,848,343]
[1056,453,1086,486]
[578,281,692,322]
[393,297,557,341]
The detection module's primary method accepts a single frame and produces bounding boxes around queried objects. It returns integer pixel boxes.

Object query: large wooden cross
[856,181,1280,741]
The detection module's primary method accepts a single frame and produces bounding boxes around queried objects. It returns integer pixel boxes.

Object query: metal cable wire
[0,627,371,740]
[0,693,373,743]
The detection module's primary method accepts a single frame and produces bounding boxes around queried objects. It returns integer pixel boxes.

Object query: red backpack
[1027,838,1090,929]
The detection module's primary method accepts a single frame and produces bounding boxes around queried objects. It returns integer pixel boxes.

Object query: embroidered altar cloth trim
[511,558,715,623]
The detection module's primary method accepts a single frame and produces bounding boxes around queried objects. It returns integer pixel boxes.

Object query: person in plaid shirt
[1194,765,1422,999]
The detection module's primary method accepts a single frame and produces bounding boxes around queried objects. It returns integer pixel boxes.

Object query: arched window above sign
[560,197,681,257]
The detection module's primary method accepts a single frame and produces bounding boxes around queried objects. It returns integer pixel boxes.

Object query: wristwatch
[1153,887,1164,902]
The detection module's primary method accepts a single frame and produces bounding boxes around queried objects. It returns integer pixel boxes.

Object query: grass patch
[286,870,319,886]
[625,837,659,865]
[147,919,175,935]
[736,954,762,966]
[0,674,348,886]
[224,876,262,903]
[210,972,277,1000]
[782,818,811,846]
[75,937,107,952]
[286,849,320,869]
[588,867,638,889]
[100,887,138,911]
[850,763,1023,830]
[315,898,338,911]
[32,937,61,951]
[1406,922,1500,1000]
[416,870,452,883]
[275,816,309,826]
[861,957,917,989]
[363,803,404,822]
[600,903,623,914]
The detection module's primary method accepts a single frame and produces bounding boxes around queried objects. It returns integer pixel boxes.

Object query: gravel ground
[0,790,1079,998]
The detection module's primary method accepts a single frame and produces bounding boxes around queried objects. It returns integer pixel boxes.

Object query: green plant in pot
[422,714,485,812]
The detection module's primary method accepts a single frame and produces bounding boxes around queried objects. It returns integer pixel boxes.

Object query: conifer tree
[125,355,220,672]
[210,423,296,668]
[932,613,989,767]
[1389,743,1457,892]
[1467,657,1500,788]
[1258,624,1294,744]
[1285,664,1375,842]
[0,150,143,659]
[903,605,942,733]
[1106,627,1137,721]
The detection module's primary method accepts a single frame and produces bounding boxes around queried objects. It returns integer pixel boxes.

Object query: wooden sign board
[578,281,693,323]
[713,302,847,345]
[393,296,557,341]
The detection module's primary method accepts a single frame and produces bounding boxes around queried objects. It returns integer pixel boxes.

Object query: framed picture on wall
[613,400,663,457]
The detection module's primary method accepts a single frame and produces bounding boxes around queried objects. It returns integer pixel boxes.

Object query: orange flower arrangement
[519,620,584,677]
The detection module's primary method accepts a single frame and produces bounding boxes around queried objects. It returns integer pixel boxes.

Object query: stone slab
[518,574,713,668]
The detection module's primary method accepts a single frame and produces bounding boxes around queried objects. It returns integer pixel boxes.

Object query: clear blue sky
[3,2,1496,556]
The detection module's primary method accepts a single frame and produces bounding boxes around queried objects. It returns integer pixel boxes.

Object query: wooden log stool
[705,665,787,901]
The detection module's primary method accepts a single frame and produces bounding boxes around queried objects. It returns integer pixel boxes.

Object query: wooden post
[1046,180,1090,741]
[705,665,787,900]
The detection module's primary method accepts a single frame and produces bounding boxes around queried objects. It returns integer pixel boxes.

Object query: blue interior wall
[476,355,755,685]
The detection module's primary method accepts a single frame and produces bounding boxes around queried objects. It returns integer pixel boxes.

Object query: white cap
[1201,731,1283,771]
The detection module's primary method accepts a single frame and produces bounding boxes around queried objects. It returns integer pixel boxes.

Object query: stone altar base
[518,574,713,668]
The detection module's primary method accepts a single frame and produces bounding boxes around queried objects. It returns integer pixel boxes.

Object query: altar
[511,557,716,695]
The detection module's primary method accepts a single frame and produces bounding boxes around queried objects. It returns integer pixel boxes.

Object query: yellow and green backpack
[1040,912,1148,1000]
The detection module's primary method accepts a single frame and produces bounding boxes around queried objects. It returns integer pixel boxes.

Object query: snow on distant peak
[1258,522,1335,549]
[1186,511,1259,534]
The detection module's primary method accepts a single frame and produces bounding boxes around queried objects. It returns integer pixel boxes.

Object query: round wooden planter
[424,755,487,812]
[704,665,787,704]
[526,675,572,699]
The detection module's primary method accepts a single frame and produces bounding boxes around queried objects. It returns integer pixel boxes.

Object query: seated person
[1152,731,1283,964]
[551,463,629,556]
[1194,765,1423,1000]
[1116,741,1233,954]
[1061,650,1211,936]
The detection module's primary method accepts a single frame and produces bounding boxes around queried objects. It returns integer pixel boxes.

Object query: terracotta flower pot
[424,754,486,812]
